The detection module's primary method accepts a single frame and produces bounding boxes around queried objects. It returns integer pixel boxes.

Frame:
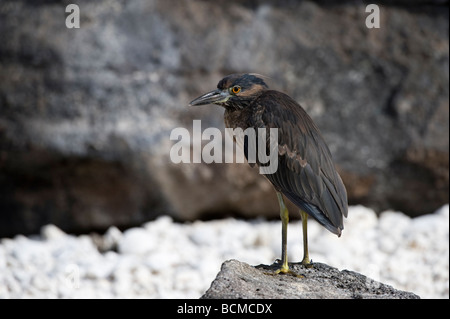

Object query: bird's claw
[300,257,313,268]
[264,260,304,278]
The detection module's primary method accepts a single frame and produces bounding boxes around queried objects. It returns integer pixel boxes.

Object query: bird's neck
[224,107,252,130]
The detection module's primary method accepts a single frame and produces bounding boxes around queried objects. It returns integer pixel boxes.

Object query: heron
[189,73,348,274]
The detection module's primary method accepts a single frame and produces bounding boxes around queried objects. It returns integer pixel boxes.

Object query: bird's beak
[189,89,229,106]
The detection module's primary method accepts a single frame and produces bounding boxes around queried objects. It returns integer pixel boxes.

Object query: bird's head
[189,73,269,110]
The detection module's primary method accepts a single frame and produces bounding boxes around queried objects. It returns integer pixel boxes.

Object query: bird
[189,73,348,274]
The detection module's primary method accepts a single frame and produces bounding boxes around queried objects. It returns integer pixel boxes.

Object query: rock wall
[0,0,448,236]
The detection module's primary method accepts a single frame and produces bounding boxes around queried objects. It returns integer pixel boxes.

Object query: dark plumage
[190,73,348,273]
[250,89,348,235]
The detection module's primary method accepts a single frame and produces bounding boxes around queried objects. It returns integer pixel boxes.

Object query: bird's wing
[249,91,348,235]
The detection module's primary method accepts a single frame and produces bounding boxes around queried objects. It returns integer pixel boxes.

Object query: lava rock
[201,259,420,299]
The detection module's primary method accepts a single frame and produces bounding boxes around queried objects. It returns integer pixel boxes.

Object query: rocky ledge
[201,259,420,299]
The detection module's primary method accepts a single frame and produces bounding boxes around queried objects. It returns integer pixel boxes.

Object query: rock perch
[201,260,419,299]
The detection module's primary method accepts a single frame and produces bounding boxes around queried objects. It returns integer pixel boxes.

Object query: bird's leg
[300,210,311,266]
[275,192,290,274]
[264,192,302,277]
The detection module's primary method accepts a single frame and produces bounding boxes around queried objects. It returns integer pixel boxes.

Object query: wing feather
[249,90,348,235]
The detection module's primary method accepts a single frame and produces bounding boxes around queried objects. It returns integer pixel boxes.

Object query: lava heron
[189,73,348,274]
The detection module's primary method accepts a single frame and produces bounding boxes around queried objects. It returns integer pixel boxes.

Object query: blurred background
[0,0,448,237]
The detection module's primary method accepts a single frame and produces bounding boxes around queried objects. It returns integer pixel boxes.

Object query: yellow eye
[231,86,241,94]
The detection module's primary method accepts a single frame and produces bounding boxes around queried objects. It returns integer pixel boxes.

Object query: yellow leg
[300,210,311,265]
[275,192,290,274]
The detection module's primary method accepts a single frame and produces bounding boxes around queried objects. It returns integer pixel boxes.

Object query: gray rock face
[0,0,448,236]
[201,259,420,299]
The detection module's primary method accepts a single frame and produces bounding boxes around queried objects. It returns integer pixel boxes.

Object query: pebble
[118,228,156,255]
[0,205,448,299]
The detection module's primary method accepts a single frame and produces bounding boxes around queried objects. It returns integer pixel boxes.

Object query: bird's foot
[274,264,290,274]
[300,257,313,269]
[264,260,304,278]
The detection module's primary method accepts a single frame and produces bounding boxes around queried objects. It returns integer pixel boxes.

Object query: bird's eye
[231,86,241,94]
